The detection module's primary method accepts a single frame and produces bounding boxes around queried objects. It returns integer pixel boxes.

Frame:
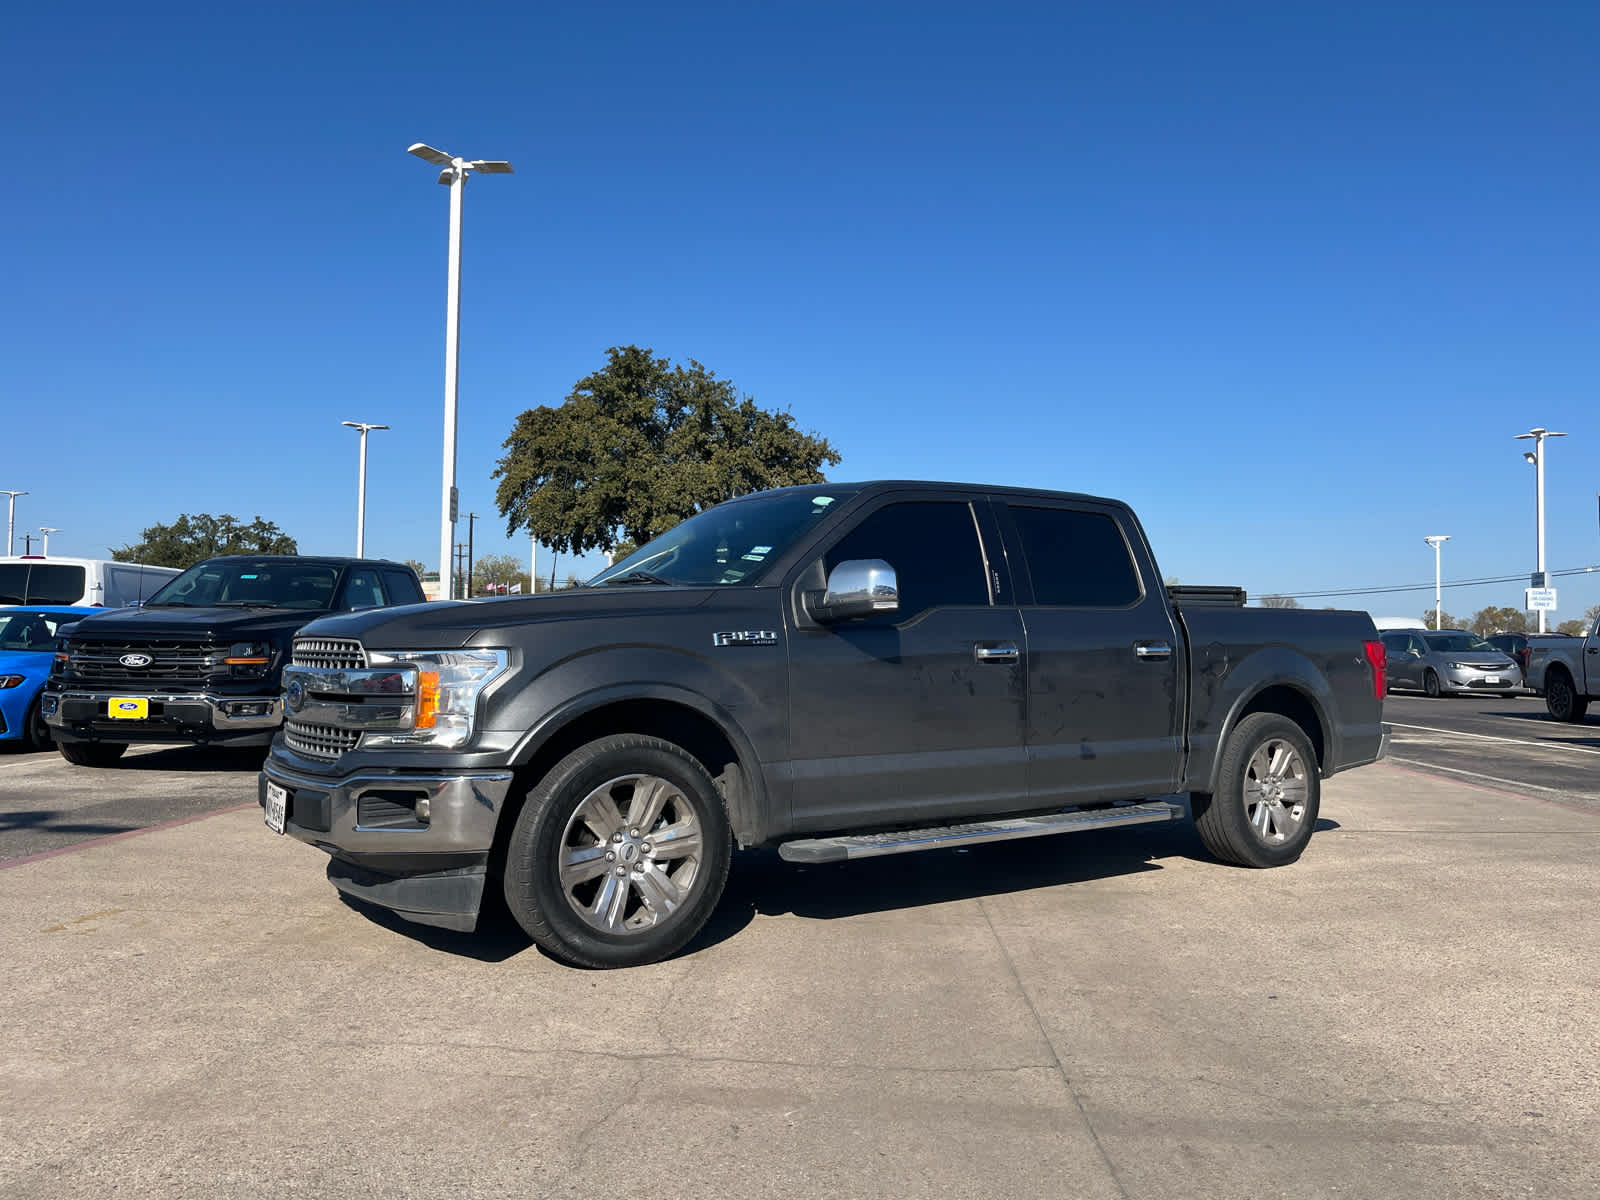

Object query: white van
[0,556,181,608]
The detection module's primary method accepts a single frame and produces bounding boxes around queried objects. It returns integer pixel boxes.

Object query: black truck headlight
[225,642,273,679]
[361,649,507,750]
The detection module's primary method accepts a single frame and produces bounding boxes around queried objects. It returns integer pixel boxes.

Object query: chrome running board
[777,800,1184,864]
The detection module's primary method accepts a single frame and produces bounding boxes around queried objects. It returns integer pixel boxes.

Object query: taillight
[1363,640,1387,700]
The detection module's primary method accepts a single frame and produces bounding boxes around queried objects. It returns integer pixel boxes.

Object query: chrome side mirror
[808,559,899,624]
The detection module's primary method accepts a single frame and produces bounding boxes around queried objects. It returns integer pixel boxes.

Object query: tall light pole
[341,421,389,557]
[407,142,514,600]
[39,526,60,555]
[1424,536,1450,630]
[1516,427,1567,633]
[2,490,26,555]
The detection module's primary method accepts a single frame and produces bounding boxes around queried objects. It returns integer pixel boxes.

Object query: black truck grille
[292,638,366,670]
[283,720,360,760]
[65,640,219,686]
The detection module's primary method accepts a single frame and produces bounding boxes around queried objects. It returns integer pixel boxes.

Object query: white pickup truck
[1527,619,1600,722]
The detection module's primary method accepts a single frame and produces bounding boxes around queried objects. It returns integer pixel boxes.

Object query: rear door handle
[974,643,1019,664]
[1134,641,1173,661]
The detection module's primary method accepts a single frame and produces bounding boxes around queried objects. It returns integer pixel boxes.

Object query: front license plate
[107,697,148,720]
[1484,676,1502,684]
[265,781,288,835]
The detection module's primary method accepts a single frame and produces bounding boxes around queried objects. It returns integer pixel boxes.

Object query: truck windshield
[145,561,341,611]
[588,487,859,587]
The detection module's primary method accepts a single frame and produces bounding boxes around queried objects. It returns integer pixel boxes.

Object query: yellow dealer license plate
[107,697,149,720]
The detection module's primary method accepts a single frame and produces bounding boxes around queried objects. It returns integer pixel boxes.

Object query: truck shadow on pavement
[105,746,269,772]
[339,809,1340,966]
[0,809,140,837]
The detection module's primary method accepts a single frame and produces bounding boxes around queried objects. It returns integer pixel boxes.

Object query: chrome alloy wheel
[1242,738,1310,845]
[558,773,705,934]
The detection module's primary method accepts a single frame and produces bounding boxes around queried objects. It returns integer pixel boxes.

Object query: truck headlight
[360,649,507,749]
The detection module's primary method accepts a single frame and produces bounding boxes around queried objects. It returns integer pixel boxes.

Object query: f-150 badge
[712,630,778,648]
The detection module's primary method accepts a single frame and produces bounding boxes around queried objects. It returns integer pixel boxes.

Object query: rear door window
[382,569,424,604]
[339,569,387,610]
[1006,505,1142,607]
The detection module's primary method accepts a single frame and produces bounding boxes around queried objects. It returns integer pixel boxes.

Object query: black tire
[1544,669,1589,723]
[1423,669,1443,699]
[24,697,53,751]
[1191,712,1319,869]
[502,734,732,969]
[57,740,129,767]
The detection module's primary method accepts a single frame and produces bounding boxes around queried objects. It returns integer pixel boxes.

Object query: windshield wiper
[211,601,282,609]
[601,570,675,586]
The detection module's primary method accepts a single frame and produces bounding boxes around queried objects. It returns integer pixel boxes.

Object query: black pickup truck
[45,555,424,765]
[260,482,1388,968]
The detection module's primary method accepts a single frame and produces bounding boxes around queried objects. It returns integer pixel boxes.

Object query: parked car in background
[1485,632,1578,689]
[0,556,180,608]
[43,556,426,766]
[1524,616,1600,722]
[0,606,99,750]
[1380,628,1521,698]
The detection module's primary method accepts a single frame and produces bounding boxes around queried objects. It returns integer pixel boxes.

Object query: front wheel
[502,734,733,968]
[1191,713,1319,868]
[1423,669,1443,698]
[1544,670,1590,723]
[57,740,129,767]
[25,697,53,751]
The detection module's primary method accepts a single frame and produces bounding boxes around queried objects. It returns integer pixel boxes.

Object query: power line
[1272,563,1600,601]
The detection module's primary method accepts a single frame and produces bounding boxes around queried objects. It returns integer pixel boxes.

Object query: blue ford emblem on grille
[285,678,305,713]
[119,653,153,668]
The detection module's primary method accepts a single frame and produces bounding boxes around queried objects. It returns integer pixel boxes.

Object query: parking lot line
[1386,720,1600,756]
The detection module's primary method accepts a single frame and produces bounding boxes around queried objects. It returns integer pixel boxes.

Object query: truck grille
[292,638,367,670]
[283,719,361,760]
[65,639,218,686]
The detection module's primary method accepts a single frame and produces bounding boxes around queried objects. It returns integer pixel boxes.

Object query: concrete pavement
[2,763,1597,1198]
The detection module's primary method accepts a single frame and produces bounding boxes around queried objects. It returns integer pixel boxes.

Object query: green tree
[112,514,297,569]
[493,346,841,556]
[1470,606,1528,636]
[470,553,531,596]
[1558,603,1600,636]
[1422,609,1464,631]
[1260,595,1301,609]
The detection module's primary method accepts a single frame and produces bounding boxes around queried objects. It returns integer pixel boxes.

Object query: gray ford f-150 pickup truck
[260,481,1388,968]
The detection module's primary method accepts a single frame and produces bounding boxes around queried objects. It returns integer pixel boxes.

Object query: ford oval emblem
[285,678,305,713]
[119,653,153,668]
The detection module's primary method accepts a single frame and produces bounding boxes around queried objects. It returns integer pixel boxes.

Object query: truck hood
[298,588,718,650]
[59,606,331,642]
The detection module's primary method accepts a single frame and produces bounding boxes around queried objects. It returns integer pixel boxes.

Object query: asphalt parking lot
[3,728,1598,1198]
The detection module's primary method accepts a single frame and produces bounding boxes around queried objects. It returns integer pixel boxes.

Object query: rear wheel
[1544,669,1589,723]
[1191,713,1319,869]
[57,740,128,767]
[502,734,732,968]
[1423,669,1443,698]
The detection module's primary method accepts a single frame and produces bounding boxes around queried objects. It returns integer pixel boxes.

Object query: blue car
[0,606,101,750]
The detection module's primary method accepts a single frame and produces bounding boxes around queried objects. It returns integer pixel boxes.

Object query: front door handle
[974,643,1019,664]
[1134,641,1173,661]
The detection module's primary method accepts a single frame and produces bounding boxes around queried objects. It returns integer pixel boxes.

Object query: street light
[407,141,514,600]
[341,421,389,557]
[1515,427,1567,633]
[2,490,26,555]
[39,526,60,555]
[1424,536,1450,630]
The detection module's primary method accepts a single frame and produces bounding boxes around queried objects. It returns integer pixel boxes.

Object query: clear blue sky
[8,1,1598,622]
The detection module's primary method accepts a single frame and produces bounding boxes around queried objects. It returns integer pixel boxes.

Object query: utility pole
[467,512,477,597]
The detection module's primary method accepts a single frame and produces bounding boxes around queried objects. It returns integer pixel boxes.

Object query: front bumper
[44,690,282,745]
[260,758,515,932]
[1441,670,1519,693]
